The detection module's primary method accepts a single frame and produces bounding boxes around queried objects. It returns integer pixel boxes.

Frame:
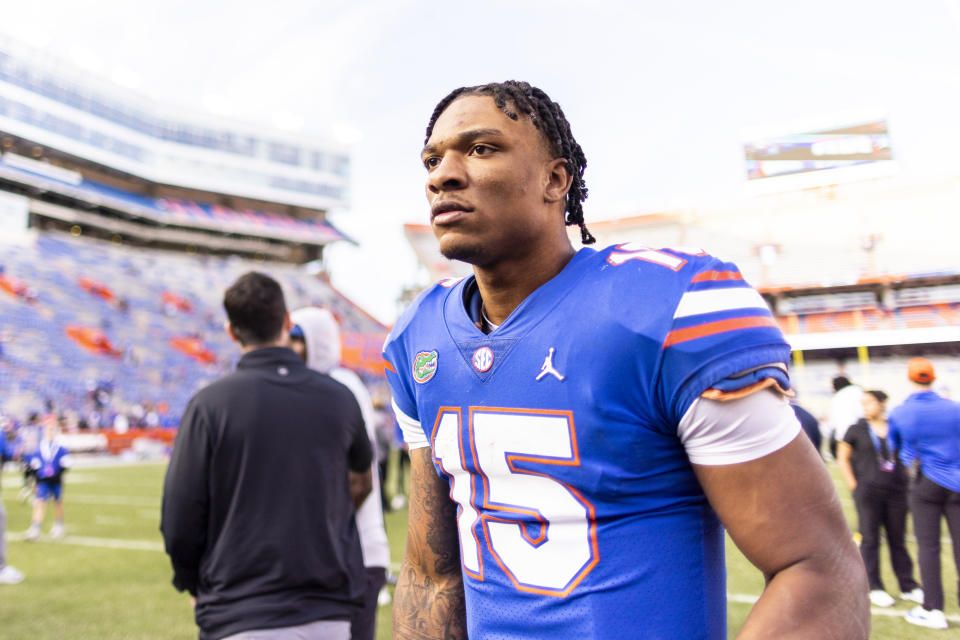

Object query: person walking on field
[890,358,960,630]
[838,389,922,608]
[161,272,373,640]
[25,414,70,540]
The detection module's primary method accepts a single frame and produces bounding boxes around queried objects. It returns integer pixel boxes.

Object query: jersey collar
[445,247,597,342]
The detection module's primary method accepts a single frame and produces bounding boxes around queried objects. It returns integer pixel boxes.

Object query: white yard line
[56,473,100,484]
[2,492,158,507]
[67,458,168,470]
[2,458,166,473]
[51,494,158,507]
[6,532,163,552]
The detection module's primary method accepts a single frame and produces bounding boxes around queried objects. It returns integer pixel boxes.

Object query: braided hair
[425,80,595,245]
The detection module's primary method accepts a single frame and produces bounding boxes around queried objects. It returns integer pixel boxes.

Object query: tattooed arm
[393,447,468,639]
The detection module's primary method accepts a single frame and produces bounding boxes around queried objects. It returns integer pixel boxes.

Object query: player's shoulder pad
[383,276,466,350]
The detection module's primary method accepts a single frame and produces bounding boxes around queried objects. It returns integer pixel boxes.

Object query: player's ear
[543,157,572,205]
[225,321,240,344]
[280,312,292,346]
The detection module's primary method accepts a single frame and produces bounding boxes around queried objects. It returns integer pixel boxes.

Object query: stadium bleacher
[777,303,960,335]
[0,230,386,427]
[0,155,350,245]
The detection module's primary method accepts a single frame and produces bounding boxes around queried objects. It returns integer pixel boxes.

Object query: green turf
[1,459,957,638]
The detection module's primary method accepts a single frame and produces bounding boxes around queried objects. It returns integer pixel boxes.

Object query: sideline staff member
[838,390,921,608]
[161,272,372,640]
[891,357,960,630]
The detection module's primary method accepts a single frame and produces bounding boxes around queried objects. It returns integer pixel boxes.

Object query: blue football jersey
[30,440,70,481]
[383,244,791,639]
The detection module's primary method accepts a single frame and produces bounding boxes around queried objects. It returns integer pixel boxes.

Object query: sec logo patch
[412,350,438,383]
[472,346,494,373]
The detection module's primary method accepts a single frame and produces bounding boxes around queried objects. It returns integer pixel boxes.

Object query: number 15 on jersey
[430,406,599,597]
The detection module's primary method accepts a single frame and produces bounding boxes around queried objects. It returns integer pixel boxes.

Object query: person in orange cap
[890,357,960,630]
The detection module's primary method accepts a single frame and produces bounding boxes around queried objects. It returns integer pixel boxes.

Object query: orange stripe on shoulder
[383,360,396,374]
[691,270,744,283]
[663,316,778,348]
[700,377,795,401]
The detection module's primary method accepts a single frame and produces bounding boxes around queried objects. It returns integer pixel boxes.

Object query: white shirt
[828,385,863,441]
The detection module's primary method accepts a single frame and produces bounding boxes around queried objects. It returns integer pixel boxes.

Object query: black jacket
[160,347,373,640]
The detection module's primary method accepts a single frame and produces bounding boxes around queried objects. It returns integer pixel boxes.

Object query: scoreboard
[743,118,896,191]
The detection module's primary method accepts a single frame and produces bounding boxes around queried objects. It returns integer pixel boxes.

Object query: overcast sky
[3,1,960,324]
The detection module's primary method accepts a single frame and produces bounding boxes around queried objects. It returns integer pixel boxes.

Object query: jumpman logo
[536,348,565,381]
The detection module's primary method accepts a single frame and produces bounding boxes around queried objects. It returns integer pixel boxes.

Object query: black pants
[378,459,391,512]
[350,566,387,640]
[397,447,410,494]
[910,472,960,611]
[854,486,919,593]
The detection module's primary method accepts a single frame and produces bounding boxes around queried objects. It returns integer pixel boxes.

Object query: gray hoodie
[290,307,390,570]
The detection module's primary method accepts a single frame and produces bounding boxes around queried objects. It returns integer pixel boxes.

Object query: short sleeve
[383,337,417,423]
[678,388,801,465]
[383,312,432,449]
[393,400,429,450]
[843,423,860,447]
[658,260,792,425]
[888,408,915,467]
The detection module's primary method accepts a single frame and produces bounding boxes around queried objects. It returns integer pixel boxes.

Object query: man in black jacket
[161,272,372,640]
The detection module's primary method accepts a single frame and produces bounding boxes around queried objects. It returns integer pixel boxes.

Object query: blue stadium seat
[0,231,384,425]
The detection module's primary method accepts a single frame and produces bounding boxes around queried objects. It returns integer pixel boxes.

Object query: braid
[425,80,595,245]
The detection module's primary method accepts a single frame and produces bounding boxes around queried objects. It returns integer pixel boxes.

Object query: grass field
[1,459,957,639]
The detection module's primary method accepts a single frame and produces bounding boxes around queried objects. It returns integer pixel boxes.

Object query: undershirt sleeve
[678,387,801,466]
[393,399,429,450]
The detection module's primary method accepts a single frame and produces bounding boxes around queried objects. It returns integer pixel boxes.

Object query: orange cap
[908,357,935,384]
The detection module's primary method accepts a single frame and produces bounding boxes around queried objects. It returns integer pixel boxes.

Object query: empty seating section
[0,160,348,245]
[777,303,960,335]
[0,232,384,423]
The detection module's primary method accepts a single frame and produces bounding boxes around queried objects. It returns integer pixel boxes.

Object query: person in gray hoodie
[290,307,391,640]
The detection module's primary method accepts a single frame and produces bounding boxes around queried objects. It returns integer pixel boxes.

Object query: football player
[383,81,868,639]
[25,414,70,540]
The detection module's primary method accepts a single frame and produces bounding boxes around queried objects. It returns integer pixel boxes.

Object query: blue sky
[3,0,959,323]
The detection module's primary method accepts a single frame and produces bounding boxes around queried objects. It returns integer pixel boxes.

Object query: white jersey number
[430,407,598,597]
[605,242,706,271]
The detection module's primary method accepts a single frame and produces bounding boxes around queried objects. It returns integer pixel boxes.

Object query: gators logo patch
[412,350,438,383]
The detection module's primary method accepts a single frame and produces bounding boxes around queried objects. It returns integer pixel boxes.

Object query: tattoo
[393,450,468,639]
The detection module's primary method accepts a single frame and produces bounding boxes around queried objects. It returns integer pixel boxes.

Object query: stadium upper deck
[0,39,349,210]
[0,38,392,427]
[0,37,353,262]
